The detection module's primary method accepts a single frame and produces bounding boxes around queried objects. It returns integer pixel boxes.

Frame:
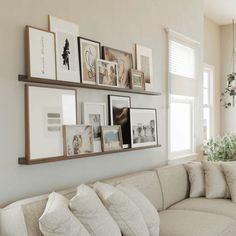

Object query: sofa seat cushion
[159,209,236,236]
[170,197,236,220]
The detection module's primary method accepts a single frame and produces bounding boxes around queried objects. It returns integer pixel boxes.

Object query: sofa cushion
[170,197,236,220]
[156,165,189,209]
[159,209,236,236]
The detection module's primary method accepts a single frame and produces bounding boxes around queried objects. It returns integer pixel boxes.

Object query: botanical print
[141,55,150,84]
[103,47,133,88]
[89,114,101,140]
[102,126,122,151]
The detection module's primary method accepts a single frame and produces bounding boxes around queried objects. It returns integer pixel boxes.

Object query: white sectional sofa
[1,164,236,236]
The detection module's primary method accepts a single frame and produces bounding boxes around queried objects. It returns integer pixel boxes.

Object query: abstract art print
[130,69,145,90]
[108,95,131,148]
[63,125,94,156]
[103,46,133,88]
[129,108,158,148]
[49,15,80,83]
[96,59,118,87]
[101,126,123,151]
[78,37,101,84]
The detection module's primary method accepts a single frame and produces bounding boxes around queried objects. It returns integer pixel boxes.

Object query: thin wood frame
[130,69,145,91]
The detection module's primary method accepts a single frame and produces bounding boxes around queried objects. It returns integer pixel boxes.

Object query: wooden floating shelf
[18,144,161,165]
[18,75,161,96]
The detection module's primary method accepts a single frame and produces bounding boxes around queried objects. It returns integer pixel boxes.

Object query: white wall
[0,0,204,206]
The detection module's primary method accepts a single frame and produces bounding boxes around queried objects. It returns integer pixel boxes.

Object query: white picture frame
[82,102,106,152]
[135,44,154,91]
[26,26,56,80]
[49,15,80,83]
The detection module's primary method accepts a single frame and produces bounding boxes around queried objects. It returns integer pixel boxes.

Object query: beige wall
[0,0,204,206]
[204,17,221,136]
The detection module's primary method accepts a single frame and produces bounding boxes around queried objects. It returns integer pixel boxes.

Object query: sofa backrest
[156,164,189,209]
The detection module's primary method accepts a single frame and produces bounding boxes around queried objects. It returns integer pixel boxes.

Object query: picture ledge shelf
[18,75,161,96]
[18,144,161,165]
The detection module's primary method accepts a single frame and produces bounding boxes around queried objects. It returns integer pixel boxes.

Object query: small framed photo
[96,59,118,87]
[130,69,145,90]
[63,125,94,156]
[82,102,106,152]
[78,37,101,84]
[49,15,80,83]
[135,44,153,91]
[102,46,133,88]
[108,95,131,148]
[101,126,123,152]
[129,108,158,148]
[25,26,56,80]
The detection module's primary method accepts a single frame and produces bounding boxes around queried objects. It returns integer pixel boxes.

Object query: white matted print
[63,125,94,156]
[26,26,56,80]
[130,108,158,148]
[135,44,153,91]
[82,102,106,152]
[49,16,80,83]
[26,85,77,160]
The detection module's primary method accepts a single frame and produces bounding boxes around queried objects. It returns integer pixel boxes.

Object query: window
[168,29,200,160]
[203,65,214,141]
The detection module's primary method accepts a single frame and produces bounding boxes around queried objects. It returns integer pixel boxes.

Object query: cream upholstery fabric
[156,165,189,209]
[93,182,149,236]
[105,170,163,211]
[202,161,230,199]
[69,184,121,236]
[159,209,236,236]
[117,184,160,236]
[184,162,205,197]
[39,192,90,236]
[222,162,236,202]
[170,197,236,220]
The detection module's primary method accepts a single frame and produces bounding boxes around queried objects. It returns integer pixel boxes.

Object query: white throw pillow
[222,162,236,203]
[39,192,90,236]
[184,162,205,198]
[69,184,121,236]
[93,182,150,236]
[117,184,160,236]
[202,161,230,199]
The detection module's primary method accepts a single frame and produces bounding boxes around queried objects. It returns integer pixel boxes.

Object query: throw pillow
[184,162,205,197]
[117,184,160,236]
[93,182,150,236]
[69,184,121,236]
[39,192,90,236]
[202,161,230,199]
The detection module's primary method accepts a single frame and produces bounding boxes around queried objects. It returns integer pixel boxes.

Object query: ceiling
[204,0,236,25]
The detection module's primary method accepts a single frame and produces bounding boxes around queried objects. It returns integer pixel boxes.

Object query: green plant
[202,134,236,161]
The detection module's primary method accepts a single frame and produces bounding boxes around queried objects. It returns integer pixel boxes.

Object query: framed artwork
[129,108,158,148]
[130,69,145,90]
[25,85,77,161]
[63,125,94,156]
[102,46,133,88]
[101,126,123,151]
[96,59,118,87]
[78,37,101,84]
[135,44,153,91]
[49,15,80,83]
[108,95,131,148]
[25,26,56,80]
[82,102,106,152]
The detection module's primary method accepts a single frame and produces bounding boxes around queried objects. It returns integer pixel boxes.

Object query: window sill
[168,153,198,165]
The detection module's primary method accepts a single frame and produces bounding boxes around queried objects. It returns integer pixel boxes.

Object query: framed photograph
[82,102,106,152]
[49,15,80,83]
[63,125,94,156]
[101,126,123,152]
[25,25,56,80]
[130,69,145,90]
[25,85,77,161]
[129,108,158,148]
[96,59,118,87]
[78,37,101,84]
[103,46,133,88]
[108,95,131,148]
[135,44,153,91]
